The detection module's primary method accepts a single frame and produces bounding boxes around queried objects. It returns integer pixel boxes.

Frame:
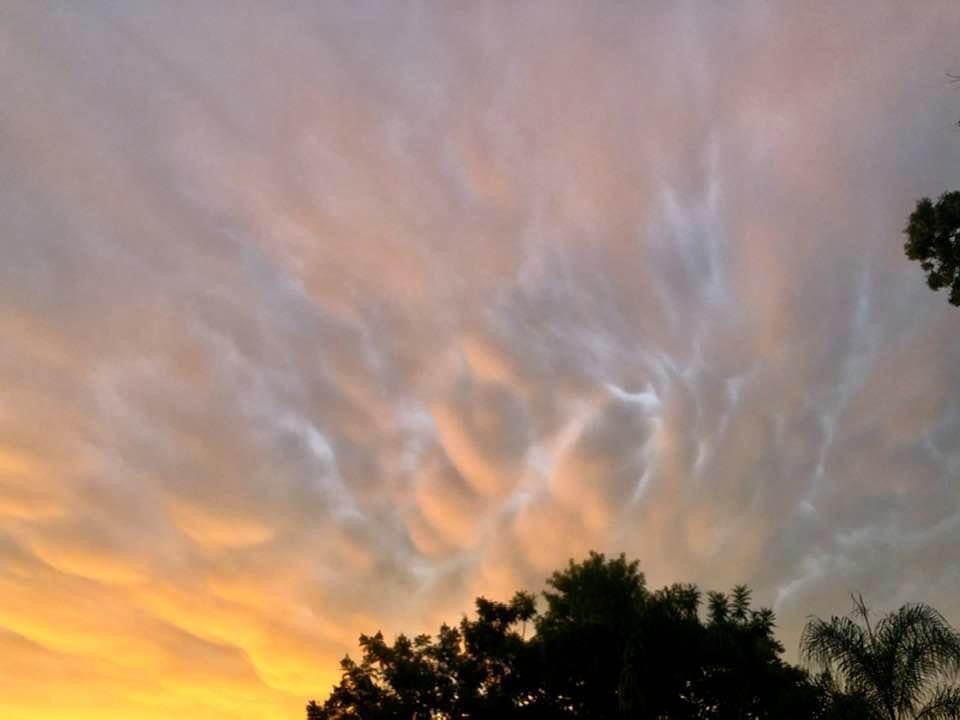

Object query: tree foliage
[307,553,959,719]
[904,191,960,305]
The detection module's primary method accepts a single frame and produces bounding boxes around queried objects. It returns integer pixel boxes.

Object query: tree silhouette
[904,191,960,305]
[307,554,957,719]
[535,552,648,718]
[693,585,826,719]
[801,594,960,720]
[309,592,547,719]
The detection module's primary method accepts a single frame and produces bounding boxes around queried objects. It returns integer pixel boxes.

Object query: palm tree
[801,595,960,720]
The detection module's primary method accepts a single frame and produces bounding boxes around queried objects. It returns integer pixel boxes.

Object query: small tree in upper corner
[904,191,960,305]
[902,74,960,307]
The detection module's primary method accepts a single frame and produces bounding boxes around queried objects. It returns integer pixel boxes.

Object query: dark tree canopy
[904,191,960,305]
[306,553,959,719]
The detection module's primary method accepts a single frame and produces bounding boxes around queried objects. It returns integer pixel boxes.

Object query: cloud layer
[2,2,960,717]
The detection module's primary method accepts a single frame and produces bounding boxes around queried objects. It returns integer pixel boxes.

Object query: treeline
[307,552,960,719]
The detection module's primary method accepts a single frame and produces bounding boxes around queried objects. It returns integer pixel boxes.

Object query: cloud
[1,1,960,718]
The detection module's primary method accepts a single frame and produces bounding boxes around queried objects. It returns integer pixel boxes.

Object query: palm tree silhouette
[801,594,960,720]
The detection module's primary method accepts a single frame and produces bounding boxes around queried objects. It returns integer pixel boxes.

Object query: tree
[535,552,648,718]
[531,557,822,718]
[688,586,826,719]
[306,553,957,719]
[800,594,960,720]
[904,191,960,305]
[307,592,547,719]
[457,591,547,717]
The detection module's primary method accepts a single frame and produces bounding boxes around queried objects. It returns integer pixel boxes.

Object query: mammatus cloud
[1,1,959,718]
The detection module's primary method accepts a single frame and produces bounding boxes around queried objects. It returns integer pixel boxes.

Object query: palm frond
[915,685,960,720]
[803,598,960,720]
[877,604,960,717]
[800,614,880,698]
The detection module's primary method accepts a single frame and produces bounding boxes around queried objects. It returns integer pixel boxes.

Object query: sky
[1,1,960,718]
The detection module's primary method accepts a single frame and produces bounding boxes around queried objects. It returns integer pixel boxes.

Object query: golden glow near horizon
[2,2,960,718]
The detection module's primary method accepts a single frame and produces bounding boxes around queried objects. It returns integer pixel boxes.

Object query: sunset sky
[2,2,960,718]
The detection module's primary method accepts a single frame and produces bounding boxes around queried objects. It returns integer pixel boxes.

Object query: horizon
[2,2,960,718]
